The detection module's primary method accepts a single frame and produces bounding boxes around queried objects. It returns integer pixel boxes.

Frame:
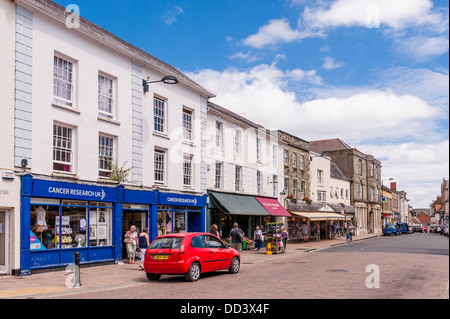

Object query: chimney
[390,182,397,191]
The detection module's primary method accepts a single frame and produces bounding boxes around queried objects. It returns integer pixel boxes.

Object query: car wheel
[146,273,161,281]
[229,256,240,274]
[185,262,201,282]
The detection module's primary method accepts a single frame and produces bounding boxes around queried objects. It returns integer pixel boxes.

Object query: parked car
[443,226,449,237]
[407,224,414,234]
[143,232,240,282]
[413,224,423,233]
[383,224,401,236]
[396,222,409,235]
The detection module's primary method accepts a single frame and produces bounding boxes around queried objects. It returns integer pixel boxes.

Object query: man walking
[229,223,244,251]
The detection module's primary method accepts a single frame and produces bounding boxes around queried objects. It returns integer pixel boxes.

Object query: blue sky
[55,0,449,208]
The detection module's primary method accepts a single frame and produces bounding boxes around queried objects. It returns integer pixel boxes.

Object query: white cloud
[322,56,345,69]
[395,36,449,61]
[163,6,183,25]
[242,18,307,48]
[228,51,262,63]
[300,0,447,31]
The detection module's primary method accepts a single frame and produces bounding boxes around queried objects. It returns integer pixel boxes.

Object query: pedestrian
[253,226,263,251]
[315,223,321,242]
[229,223,244,251]
[210,224,220,238]
[332,223,337,239]
[301,222,309,243]
[124,225,138,264]
[138,227,150,270]
[281,227,289,250]
[348,223,354,241]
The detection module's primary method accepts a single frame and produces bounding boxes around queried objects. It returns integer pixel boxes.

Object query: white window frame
[215,121,224,150]
[284,177,289,195]
[293,179,298,198]
[215,162,223,189]
[292,153,297,167]
[98,73,115,119]
[235,165,242,192]
[272,175,278,197]
[234,128,242,155]
[317,191,327,202]
[53,55,75,107]
[183,108,193,141]
[183,154,193,187]
[153,96,166,134]
[53,123,74,173]
[98,134,114,178]
[154,148,166,184]
[256,137,262,162]
[256,171,263,194]
[300,155,305,170]
[272,144,277,166]
[283,149,289,165]
[317,169,323,185]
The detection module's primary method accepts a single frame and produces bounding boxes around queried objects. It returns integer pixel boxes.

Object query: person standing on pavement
[229,223,244,251]
[124,225,138,264]
[315,223,321,242]
[281,227,289,250]
[253,226,263,251]
[210,224,220,238]
[138,227,150,270]
[301,222,309,243]
[347,223,355,241]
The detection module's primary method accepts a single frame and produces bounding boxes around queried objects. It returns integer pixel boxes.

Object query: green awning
[209,191,271,216]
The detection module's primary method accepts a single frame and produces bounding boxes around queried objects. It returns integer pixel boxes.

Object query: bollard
[73,252,82,288]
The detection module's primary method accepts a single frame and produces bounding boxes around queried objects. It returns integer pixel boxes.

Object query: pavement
[0,233,378,299]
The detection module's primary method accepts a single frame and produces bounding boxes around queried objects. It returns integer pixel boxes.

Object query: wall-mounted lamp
[143,75,179,93]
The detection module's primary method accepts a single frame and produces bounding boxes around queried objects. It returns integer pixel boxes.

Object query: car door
[190,235,212,272]
[205,235,230,270]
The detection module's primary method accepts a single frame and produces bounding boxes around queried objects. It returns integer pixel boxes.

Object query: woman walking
[138,227,150,270]
[124,225,138,264]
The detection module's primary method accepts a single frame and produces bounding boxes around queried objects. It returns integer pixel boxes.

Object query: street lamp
[142,75,179,93]
[381,178,394,229]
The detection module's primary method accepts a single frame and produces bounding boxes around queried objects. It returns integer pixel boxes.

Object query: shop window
[89,202,113,247]
[61,201,87,248]
[30,205,59,250]
[158,207,173,235]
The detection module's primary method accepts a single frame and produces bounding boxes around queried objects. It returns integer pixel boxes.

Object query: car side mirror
[224,244,230,249]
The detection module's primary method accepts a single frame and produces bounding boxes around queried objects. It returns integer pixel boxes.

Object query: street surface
[13,232,446,300]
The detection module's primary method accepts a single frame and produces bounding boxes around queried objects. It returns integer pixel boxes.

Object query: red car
[144,232,241,282]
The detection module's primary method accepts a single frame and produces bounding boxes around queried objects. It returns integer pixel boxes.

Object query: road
[50,232,448,300]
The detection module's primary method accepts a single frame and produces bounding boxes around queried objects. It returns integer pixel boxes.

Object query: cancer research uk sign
[31,179,115,201]
[159,192,204,207]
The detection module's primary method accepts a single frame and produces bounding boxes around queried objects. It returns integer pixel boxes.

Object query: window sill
[97,177,119,184]
[52,102,80,114]
[52,172,79,180]
[98,116,120,126]
[182,140,195,147]
[152,131,170,140]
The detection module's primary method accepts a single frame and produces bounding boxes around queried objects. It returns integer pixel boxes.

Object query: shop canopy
[209,191,270,216]
[255,197,291,217]
[290,211,347,221]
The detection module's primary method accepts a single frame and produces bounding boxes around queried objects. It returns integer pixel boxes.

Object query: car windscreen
[150,237,183,249]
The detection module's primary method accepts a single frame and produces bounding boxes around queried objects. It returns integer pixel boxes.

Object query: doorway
[122,210,148,259]
[0,210,9,274]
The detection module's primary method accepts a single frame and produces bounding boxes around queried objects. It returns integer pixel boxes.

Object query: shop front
[208,190,290,240]
[20,175,207,275]
[286,201,347,240]
[21,175,124,275]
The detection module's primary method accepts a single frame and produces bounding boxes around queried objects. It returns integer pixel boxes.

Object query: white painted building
[0,0,19,275]
[309,152,351,207]
[2,0,214,275]
[205,102,287,237]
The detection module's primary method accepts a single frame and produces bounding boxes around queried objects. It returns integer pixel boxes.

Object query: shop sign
[30,179,116,201]
[159,192,204,207]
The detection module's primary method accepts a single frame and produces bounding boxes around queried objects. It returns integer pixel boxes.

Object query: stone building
[309,138,382,235]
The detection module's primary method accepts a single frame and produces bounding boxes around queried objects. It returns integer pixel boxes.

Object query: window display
[30,200,113,250]
[30,205,59,250]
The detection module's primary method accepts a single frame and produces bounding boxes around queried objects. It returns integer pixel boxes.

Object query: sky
[55,0,449,208]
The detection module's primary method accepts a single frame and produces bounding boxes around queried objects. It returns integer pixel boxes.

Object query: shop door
[0,211,9,274]
[122,210,148,259]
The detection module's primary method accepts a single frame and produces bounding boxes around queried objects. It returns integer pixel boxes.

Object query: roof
[309,138,353,154]
[207,101,265,130]
[22,0,215,98]
[330,162,350,181]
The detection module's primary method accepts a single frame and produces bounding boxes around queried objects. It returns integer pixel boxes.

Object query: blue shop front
[20,175,206,275]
